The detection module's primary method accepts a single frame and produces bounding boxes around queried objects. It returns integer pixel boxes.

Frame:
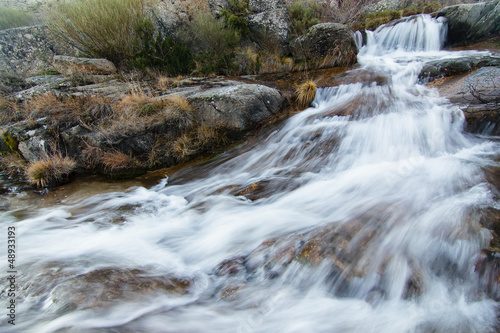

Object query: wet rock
[48,268,191,312]
[438,1,500,46]
[215,257,247,276]
[53,55,117,75]
[290,23,358,68]
[475,251,500,300]
[428,67,500,135]
[420,54,500,81]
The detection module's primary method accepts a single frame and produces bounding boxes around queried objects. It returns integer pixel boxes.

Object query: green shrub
[289,1,321,38]
[190,12,241,55]
[221,0,250,36]
[423,1,441,13]
[402,6,419,16]
[195,52,236,75]
[132,19,194,75]
[43,0,146,66]
[0,7,35,30]
[187,12,241,75]
[359,9,402,31]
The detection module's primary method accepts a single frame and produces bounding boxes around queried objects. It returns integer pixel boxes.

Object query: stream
[1,14,499,332]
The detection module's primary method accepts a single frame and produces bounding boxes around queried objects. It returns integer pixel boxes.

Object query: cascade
[1,15,498,333]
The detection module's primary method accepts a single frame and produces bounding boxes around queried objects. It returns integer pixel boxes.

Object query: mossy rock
[1,131,19,153]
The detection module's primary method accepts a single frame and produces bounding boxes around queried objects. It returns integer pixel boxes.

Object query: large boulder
[289,23,358,68]
[247,0,291,52]
[0,25,75,75]
[438,1,500,46]
[181,81,285,136]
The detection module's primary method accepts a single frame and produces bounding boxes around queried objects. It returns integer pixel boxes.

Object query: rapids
[1,14,499,332]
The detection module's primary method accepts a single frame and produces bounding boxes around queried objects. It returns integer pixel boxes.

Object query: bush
[132,18,194,75]
[187,12,241,75]
[44,0,194,73]
[0,7,35,30]
[0,97,23,125]
[289,1,321,38]
[221,0,250,37]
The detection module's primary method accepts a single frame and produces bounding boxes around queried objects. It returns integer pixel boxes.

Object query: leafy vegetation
[221,0,250,37]
[187,12,241,75]
[288,1,321,38]
[132,19,194,75]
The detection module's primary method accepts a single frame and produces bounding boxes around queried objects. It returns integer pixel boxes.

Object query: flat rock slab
[53,55,117,75]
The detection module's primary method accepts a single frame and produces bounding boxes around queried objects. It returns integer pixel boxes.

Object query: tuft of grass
[0,7,35,30]
[164,94,191,113]
[43,0,147,66]
[26,154,76,187]
[155,75,187,90]
[99,150,141,171]
[295,80,317,108]
[0,153,26,176]
[0,97,23,125]
[170,125,228,161]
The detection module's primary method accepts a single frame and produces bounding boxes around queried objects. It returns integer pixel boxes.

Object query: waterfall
[1,15,498,333]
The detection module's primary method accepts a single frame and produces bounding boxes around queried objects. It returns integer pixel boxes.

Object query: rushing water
[1,15,500,332]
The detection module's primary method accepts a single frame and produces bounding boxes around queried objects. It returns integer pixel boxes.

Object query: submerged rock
[215,216,425,301]
[46,268,191,313]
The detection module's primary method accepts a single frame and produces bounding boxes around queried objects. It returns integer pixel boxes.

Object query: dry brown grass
[99,150,141,171]
[25,154,77,187]
[0,97,23,125]
[100,90,166,135]
[164,94,191,112]
[0,153,26,176]
[170,125,228,161]
[295,80,317,108]
[25,93,112,129]
[172,134,197,160]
